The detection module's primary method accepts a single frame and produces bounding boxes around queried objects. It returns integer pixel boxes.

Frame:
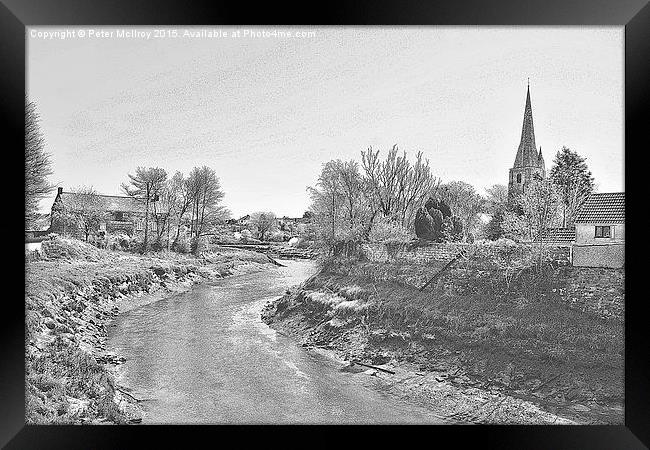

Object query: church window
[516,174,521,183]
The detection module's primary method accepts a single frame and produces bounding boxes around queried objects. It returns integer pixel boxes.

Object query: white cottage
[572,192,625,268]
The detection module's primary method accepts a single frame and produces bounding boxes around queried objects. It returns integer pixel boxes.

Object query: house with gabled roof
[572,192,624,268]
[50,187,168,239]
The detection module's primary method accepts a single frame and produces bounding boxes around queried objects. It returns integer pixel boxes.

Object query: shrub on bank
[368,219,413,245]
[26,336,126,424]
[173,235,191,253]
[41,236,105,262]
[268,230,290,242]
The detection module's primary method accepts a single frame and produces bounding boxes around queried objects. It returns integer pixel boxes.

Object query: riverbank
[25,237,273,424]
[261,258,624,424]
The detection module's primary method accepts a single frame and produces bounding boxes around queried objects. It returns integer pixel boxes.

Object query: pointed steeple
[513,83,538,168]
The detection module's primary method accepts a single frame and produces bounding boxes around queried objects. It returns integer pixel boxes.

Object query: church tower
[508,82,546,203]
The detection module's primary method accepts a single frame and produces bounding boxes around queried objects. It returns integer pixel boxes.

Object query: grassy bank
[25,237,272,424]
[262,257,624,424]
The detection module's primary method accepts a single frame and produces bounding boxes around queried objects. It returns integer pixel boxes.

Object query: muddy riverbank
[261,266,623,424]
[25,237,273,424]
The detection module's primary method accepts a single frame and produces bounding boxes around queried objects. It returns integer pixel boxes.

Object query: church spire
[513,82,538,168]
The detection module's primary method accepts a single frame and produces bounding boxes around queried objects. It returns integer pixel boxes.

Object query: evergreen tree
[549,147,595,227]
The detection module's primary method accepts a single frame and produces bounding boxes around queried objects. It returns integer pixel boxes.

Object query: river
[107,259,444,424]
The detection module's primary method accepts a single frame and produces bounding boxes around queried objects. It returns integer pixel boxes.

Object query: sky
[27,26,624,218]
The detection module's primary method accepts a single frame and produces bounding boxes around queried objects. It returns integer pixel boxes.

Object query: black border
[2,1,648,448]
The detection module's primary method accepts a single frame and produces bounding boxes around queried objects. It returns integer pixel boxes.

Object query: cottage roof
[575,192,625,224]
[538,227,576,243]
[57,192,168,214]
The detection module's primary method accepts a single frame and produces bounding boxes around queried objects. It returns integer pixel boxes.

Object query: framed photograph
[3,0,648,448]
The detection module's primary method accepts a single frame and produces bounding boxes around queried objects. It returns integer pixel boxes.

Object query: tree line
[308,144,595,249]
[26,99,596,254]
[485,146,595,242]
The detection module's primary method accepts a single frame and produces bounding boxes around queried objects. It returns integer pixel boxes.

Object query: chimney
[57,187,63,195]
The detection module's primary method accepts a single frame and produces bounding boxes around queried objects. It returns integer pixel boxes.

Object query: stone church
[508,83,546,203]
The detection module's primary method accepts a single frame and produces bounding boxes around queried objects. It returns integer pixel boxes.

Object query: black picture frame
[1,1,647,448]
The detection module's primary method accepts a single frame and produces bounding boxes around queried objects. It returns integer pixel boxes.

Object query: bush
[268,230,290,242]
[501,211,529,242]
[173,235,190,253]
[41,237,104,261]
[114,233,131,250]
[369,220,412,244]
[296,239,313,249]
[151,239,165,252]
[191,236,207,254]
[128,238,144,253]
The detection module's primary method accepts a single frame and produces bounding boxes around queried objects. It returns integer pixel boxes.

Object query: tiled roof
[538,227,576,243]
[575,192,625,224]
[60,192,145,213]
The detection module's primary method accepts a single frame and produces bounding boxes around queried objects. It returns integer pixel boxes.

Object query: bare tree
[186,166,227,252]
[55,186,106,242]
[308,160,372,242]
[517,178,562,268]
[152,184,171,248]
[25,100,54,229]
[484,184,508,215]
[518,178,562,241]
[336,160,368,231]
[361,145,439,228]
[166,172,192,250]
[121,167,167,253]
[250,212,277,241]
[307,161,345,244]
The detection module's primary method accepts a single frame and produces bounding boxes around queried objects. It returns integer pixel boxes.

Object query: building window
[115,211,124,221]
[595,226,611,238]
[516,174,521,183]
[136,219,144,231]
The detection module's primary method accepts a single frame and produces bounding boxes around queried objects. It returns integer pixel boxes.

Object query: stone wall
[334,243,622,321]
[554,267,625,320]
[573,243,624,269]
[361,242,470,266]
[361,242,571,266]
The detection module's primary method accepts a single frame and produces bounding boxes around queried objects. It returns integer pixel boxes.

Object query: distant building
[226,215,251,232]
[508,83,546,203]
[572,192,625,268]
[50,187,167,239]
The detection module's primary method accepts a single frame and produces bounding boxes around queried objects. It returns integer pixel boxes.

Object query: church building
[508,83,546,203]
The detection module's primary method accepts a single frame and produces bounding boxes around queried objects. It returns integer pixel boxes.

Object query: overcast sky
[28,26,623,218]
